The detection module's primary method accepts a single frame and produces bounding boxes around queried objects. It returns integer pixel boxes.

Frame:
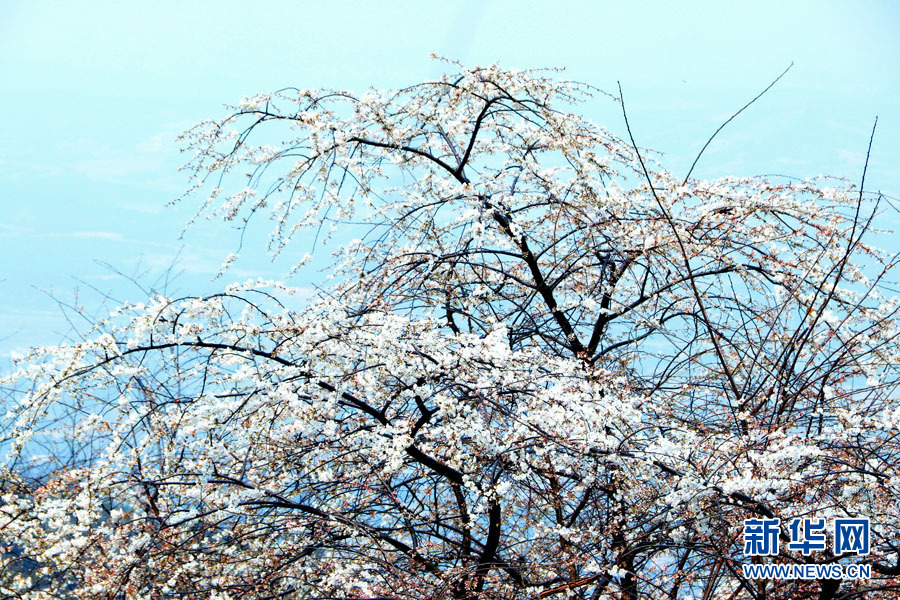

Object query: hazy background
[2,0,898,359]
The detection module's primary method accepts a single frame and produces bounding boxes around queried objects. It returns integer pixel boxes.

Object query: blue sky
[1,0,898,359]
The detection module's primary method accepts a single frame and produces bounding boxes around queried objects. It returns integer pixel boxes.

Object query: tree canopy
[2,61,899,600]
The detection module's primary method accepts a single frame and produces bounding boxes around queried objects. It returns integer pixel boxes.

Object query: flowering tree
[2,61,900,600]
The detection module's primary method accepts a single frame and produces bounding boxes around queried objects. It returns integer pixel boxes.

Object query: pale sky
[1,0,899,359]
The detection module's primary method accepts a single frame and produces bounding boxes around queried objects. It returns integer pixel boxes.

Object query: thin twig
[618,81,743,409]
[682,63,793,184]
